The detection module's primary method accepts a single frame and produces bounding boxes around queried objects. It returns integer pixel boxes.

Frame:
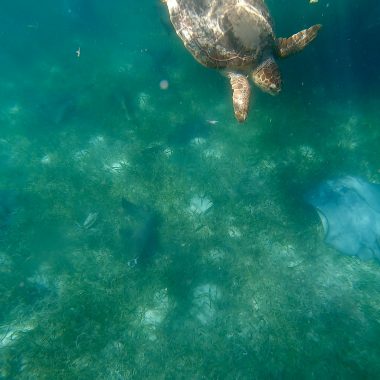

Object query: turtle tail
[277,24,322,58]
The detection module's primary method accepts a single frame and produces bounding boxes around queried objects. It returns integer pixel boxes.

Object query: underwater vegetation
[0,0,380,379]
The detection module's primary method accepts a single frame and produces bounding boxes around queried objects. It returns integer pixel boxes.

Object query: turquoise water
[1,0,380,378]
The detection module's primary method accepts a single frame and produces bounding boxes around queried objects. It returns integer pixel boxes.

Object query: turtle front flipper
[277,24,322,58]
[252,58,282,95]
[227,72,251,123]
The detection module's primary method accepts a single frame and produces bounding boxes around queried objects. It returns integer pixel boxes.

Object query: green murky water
[1,0,380,378]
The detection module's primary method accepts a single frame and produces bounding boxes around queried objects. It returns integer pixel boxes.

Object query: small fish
[26,23,39,29]
[75,212,98,230]
[82,212,98,229]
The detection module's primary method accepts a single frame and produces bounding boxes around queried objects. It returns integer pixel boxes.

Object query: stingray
[306,176,380,261]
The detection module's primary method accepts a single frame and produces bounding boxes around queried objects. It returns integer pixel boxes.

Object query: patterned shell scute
[167,0,276,69]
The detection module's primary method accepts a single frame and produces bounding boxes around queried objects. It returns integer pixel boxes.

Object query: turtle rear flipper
[277,24,322,58]
[227,72,251,123]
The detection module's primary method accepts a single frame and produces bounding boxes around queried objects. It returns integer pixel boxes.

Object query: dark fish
[145,47,175,76]
[112,89,138,124]
[154,1,173,36]
[62,0,98,27]
[0,141,13,174]
[52,97,77,125]
[121,198,160,265]
[160,16,173,36]
[168,119,210,146]
[0,190,17,230]
[35,84,94,127]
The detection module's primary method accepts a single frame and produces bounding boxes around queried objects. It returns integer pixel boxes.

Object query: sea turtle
[163,0,321,122]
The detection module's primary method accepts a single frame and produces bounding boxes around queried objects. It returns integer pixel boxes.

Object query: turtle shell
[166,0,276,69]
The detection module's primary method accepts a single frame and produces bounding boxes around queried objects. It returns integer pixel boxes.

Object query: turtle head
[252,58,282,96]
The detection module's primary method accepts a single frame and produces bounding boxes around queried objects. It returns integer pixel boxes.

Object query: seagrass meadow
[1,0,380,378]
